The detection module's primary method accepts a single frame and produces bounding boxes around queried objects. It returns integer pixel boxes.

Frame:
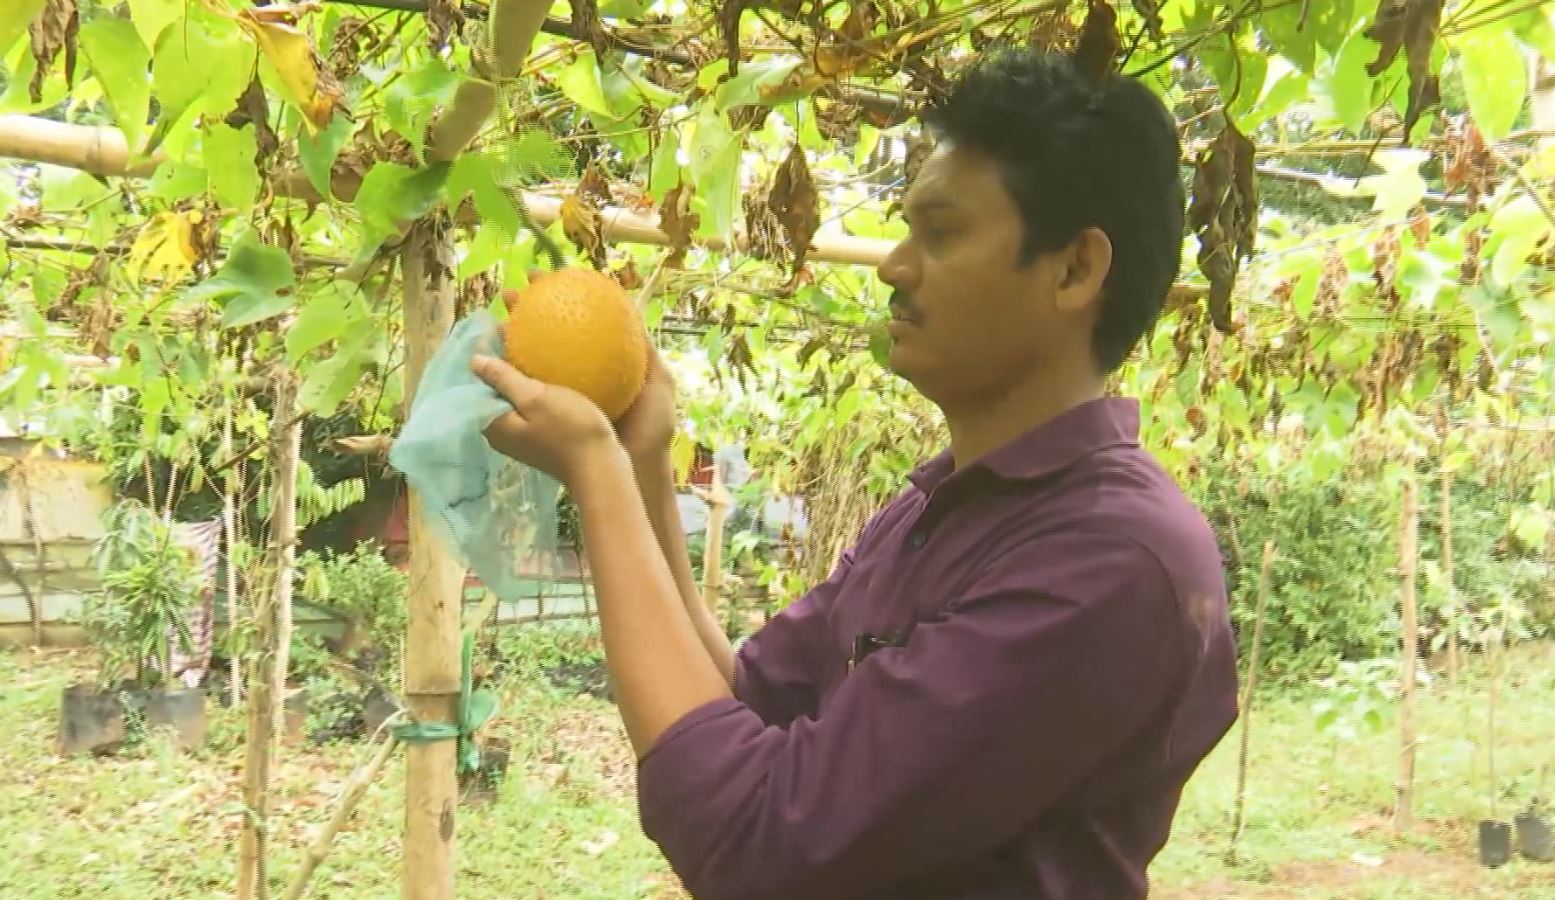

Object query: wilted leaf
[769,142,819,284]
[1131,0,1163,39]
[560,192,606,268]
[813,2,881,78]
[1362,0,1442,143]
[79,17,150,151]
[658,182,698,268]
[1072,0,1119,86]
[127,210,199,285]
[1188,122,1258,334]
[28,0,78,104]
[236,3,343,132]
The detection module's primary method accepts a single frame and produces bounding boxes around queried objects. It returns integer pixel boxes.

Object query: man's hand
[615,347,678,467]
[471,353,622,489]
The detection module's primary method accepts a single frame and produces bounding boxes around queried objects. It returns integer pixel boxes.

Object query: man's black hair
[920,49,1186,374]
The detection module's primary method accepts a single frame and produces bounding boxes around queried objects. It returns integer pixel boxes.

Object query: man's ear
[1054,227,1112,314]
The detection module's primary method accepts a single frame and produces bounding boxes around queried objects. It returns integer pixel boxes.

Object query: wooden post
[222,399,242,707]
[1439,465,1459,685]
[400,217,467,900]
[1227,539,1275,863]
[700,463,732,614]
[1394,476,1420,832]
[238,368,303,900]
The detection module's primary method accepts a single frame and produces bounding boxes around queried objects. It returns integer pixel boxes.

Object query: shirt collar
[907,397,1141,493]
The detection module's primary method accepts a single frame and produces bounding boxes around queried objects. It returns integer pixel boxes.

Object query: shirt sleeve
[636,531,1186,900]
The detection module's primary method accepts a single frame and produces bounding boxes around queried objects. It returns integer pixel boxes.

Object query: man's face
[878,142,1099,408]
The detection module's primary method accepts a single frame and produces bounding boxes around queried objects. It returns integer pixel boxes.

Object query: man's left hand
[471,353,623,488]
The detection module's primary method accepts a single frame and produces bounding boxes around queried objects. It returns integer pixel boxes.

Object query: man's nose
[877,240,917,291]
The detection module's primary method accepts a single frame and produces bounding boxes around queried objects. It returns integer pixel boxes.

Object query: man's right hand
[617,346,679,474]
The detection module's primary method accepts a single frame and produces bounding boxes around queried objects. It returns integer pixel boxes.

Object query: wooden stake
[1227,539,1276,863]
[222,400,242,708]
[1395,476,1420,832]
[238,368,303,900]
[1439,465,1459,685]
[282,735,402,900]
[698,464,732,614]
[400,218,467,900]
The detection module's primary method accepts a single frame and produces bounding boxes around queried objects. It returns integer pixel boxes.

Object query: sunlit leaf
[203,123,260,212]
[298,112,352,199]
[1457,30,1526,142]
[127,210,199,285]
[79,18,151,151]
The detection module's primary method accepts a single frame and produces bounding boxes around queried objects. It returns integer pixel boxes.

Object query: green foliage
[82,500,204,687]
[294,540,407,672]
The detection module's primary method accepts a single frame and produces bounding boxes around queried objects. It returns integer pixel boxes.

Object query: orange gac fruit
[501,267,649,420]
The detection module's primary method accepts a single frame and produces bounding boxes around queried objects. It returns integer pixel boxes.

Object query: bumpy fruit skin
[501,267,649,420]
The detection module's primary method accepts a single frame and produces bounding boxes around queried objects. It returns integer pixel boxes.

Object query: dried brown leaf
[426,0,464,51]
[1363,0,1442,143]
[225,77,279,163]
[1188,122,1257,334]
[1072,0,1119,86]
[578,163,614,205]
[1131,0,1163,40]
[560,193,607,269]
[769,143,819,282]
[28,0,78,104]
[743,194,785,265]
[659,182,698,269]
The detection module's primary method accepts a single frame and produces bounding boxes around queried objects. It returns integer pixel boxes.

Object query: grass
[2,636,1553,899]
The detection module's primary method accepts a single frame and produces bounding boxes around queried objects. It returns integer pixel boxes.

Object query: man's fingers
[472,354,544,410]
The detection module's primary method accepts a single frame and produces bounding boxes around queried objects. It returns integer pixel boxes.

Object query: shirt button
[907,530,927,548]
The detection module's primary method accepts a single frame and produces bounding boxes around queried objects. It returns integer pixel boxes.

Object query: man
[472,49,1238,900]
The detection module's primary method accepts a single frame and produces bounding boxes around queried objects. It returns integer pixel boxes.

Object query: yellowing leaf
[236,6,338,131]
[128,210,198,285]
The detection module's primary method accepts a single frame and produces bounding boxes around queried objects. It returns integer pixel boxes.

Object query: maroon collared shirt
[638,397,1238,900]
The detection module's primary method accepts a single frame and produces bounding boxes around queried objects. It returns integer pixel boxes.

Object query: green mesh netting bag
[388,310,560,604]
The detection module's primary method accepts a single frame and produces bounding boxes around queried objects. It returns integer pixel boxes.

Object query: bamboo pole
[1227,539,1275,864]
[1395,476,1420,832]
[282,735,402,900]
[399,217,467,900]
[237,367,303,900]
[0,112,1207,299]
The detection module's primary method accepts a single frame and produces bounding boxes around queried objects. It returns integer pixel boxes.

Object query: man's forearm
[573,449,731,756]
[631,452,737,687]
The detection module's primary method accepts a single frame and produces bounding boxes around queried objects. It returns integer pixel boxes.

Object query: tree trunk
[400,217,467,900]
[238,368,303,900]
[1394,477,1420,832]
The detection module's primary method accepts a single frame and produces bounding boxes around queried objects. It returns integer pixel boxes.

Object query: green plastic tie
[390,629,499,776]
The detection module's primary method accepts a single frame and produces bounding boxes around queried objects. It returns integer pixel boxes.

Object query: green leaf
[0,0,46,59]
[446,153,520,239]
[1325,33,1375,133]
[353,161,453,253]
[286,287,364,362]
[1239,63,1309,132]
[128,0,182,51]
[185,230,297,328]
[556,51,613,117]
[298,113,353,199]
[715,57,803,112]
[385,56,459,162]
[648,124,683,202]
[457,225,507,278]
[498,129,573,183]
[148,11,254,154]
[203,124,260,212]
[687,105,744,241]
[299,329,373,415]
[79,18,151,151]
[1458,30,1527,141]
[1487,196,1552,287]
[1358,148,1428,221]
[146,160,208,202]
